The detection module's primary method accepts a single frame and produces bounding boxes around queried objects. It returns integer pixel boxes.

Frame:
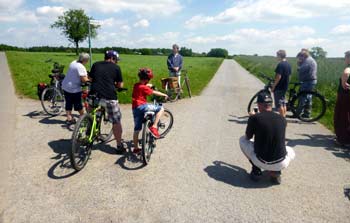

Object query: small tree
[179,47,192,57]
[310,47,327,59]
[207,48,228,58]
[51,9,100,55]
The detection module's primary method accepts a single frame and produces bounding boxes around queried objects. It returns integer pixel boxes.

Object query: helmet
[138,68,154,80]
[105,50,120,61]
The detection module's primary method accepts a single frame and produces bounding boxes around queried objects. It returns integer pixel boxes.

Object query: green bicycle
[70,90,126,171]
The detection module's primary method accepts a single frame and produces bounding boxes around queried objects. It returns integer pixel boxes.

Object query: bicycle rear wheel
[158,109,173,138]
[70,113,93,171]
[290,91,326,122]
[184,77,192,98]
[98,111,113,143]
[41,87,65,116]
[141,120,155,165]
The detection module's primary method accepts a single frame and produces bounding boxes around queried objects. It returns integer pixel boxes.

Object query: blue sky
[1,0,350,57]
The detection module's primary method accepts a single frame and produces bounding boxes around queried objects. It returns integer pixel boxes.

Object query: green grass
[234,55,344,131]
[6,51,223,103]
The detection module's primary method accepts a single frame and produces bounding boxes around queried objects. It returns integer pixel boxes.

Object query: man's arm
[271,74,281,92]
[167,55,174,71]
[245,117,255,140]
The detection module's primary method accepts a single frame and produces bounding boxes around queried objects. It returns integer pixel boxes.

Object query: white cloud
[50,0,181,15]
[0,0,23,12]
[0,10,38,23]
[331,25,350,35]
[185,0,350,29]
[133,19,150,28]
[36,6,65,17]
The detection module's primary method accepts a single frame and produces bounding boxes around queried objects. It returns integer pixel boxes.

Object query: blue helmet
[105,50,120,61]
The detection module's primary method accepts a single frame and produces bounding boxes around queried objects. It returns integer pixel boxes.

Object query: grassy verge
[234,55,343,131]
[6,51,223,103]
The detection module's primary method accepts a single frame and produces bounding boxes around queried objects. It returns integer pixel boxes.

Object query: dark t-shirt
[274,60,291,92]
[89,61,123,100]
[246,111,287,162]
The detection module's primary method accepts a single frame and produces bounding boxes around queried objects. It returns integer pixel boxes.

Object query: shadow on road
[286,134,350,161]
[204,161,273,188]
[47,139,78,179]
[115,140,144,170]
[23,110,74,130]
[228,115,248,125]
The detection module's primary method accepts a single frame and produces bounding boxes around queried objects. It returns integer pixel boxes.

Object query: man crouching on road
[239,91,295,184]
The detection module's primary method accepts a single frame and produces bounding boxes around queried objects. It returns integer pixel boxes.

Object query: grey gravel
[0,58,349,223]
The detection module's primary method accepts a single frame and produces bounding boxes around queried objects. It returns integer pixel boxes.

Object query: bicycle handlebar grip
[117,88,128,92]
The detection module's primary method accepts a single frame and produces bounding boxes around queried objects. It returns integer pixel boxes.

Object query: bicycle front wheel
[98,112,113,143]
[70,113,93,171]
[141,120,155,165]
[290,91,326,122]
[158,109,174,138]
[41,87,65,116]
[184,77,192,98]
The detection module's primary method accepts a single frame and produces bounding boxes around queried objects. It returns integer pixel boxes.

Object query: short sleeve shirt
[132,83,153,109]
[62,60,88,93]
[274,60,291,92]
[246,111,287,162]
[89,61,123,100]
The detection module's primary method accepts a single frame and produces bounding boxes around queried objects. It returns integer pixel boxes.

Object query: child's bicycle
[247,73,326,122]
[161,69,192,102]
[40,60,66,116]
[70,88,127,171]
[139,94,174,165]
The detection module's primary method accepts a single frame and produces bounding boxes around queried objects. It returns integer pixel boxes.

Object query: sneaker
[66,118,76,125]
[269,171,282,185]
[115,144,126,155]
[249,168,262,182]
[149,126,160,139]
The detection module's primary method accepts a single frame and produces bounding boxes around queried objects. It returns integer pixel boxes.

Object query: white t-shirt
[62,60,88,93]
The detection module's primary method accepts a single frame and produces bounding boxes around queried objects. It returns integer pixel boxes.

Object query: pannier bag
[161,77,179,89]
[37,83,48,99]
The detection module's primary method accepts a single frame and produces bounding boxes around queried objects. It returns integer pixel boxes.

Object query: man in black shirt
[271,50,291,117]
[89,50,125,153]
[240,91,295,184]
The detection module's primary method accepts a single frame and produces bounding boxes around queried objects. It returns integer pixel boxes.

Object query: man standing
[271,50,291,117]
[167,44,183,87]
[239,92,295,184]
[297,49,318,118]
[89,50,125,154]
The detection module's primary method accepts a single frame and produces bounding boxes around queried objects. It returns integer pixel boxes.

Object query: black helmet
[257,91,272,104]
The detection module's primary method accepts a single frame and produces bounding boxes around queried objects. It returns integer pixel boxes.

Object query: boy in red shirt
[132,68,168,153]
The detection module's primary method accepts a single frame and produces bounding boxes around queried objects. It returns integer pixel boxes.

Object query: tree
[207,48,228,58]
[179,47,192,57]
[51,9,100,55]
[310,47,327,59]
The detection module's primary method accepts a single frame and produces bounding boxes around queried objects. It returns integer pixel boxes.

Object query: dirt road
[1,58,349,222]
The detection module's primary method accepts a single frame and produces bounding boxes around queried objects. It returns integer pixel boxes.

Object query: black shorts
[64,91,83,111]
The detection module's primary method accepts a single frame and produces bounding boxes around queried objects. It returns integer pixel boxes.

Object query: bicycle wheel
[158,109,174,137]
[247,90,270,113]
[41,87,65,116]
[184,77,192,98]
[70,113,93,171]
[290,91,326,122]
[98,111,113,143]
[141,120,155,165]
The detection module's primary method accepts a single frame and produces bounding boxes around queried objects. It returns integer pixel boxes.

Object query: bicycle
[70,88,127,171]
[247,73,326,122]
[162,69,192,102]
[140,94,174,165]
[40,60,65,116]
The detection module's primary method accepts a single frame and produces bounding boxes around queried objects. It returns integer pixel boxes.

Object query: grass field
[234,55,344,131]
[6,51,223,104]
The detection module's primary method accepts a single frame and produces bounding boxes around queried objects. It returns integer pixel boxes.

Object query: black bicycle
[247,73,326,122]
[140,96,173,165]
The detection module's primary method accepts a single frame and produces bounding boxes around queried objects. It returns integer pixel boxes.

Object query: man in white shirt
[62,53,90,124]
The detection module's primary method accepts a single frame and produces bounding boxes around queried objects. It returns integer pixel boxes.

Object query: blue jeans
[133,104,162,131]
[299,80,317,116]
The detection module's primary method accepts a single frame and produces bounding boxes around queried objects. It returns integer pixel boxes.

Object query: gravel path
[0,58,349,222]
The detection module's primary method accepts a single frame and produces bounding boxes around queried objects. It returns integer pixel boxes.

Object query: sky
[0,0,350,57]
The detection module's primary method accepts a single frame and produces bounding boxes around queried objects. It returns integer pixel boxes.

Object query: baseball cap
[257,91,273,104]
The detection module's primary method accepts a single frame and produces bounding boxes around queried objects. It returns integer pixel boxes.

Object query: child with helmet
[132,68,168,154]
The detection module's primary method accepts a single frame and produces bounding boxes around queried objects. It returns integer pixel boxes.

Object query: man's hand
[248,111,255,116]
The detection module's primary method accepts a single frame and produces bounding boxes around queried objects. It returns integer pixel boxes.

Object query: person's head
[344,51,350,65]
[257,91,273,112]
[138,68,154,83]
[276,50,286,60]
[78,52,90,64]
[297,49,309,64]
[104,50,120,63]
[172,44,179,54]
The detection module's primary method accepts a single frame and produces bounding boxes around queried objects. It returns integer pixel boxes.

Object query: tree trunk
[75,41,79,55]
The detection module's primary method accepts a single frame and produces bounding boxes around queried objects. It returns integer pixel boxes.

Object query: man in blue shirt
[167,44,183,88]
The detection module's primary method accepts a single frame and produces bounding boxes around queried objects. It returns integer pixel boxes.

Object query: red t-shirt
[132,83,153,109]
